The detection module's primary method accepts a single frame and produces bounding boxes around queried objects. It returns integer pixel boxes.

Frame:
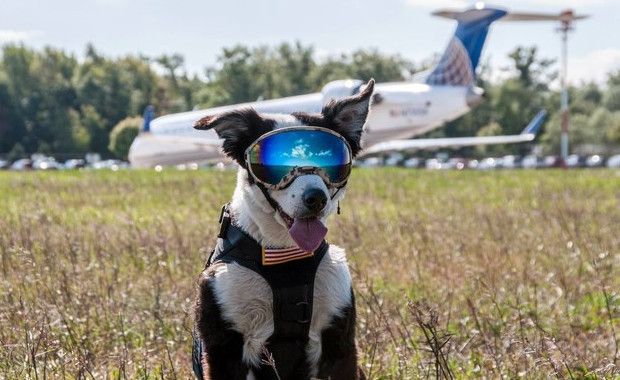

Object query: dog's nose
[302,188,327,213]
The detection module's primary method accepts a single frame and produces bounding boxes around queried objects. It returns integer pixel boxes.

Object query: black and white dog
[193,80,374,380]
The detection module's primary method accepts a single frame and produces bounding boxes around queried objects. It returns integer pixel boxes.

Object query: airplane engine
[321,79,363,105]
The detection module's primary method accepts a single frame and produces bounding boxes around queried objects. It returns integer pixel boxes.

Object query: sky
[1,0,619,86]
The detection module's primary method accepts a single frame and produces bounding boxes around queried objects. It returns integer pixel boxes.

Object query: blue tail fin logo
[427,5,507,86]
[142,105,154,133]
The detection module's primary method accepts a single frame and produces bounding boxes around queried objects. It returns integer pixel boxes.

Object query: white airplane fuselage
[129,82,477,167]
[128,4,553,167]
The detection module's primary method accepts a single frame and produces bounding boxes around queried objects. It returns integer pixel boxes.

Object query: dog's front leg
[195,271,250,380]
[317,290,365,380]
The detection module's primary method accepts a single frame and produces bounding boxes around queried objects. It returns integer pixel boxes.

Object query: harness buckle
[218,204,231,239]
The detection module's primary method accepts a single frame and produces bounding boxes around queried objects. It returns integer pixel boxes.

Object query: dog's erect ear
[194,108,274,165]
[321,79,374,156]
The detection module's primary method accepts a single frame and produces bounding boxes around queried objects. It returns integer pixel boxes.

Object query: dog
[193,79,374,380]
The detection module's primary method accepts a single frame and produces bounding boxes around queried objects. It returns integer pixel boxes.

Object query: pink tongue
[288,218,328,252]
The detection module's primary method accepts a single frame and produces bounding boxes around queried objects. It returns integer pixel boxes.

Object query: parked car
[565,154,585,168]
[606,154,620,168]
[92,159,128,171]
[175,162,199,170]
[542,155,563,168]
[32,157,61,170]
[477,157,497,170]
[63,159,86,170]
[10,158,33,171]
[447,157,467,170]
[403,157,422,168]
[499,155,520,169]
[585,155,604,168]
[521,155,540,169]
[385,153,404,167]
[357,157,382,167]
[0,159,8,170]
[425,158,444,170]
[467,159,479,169]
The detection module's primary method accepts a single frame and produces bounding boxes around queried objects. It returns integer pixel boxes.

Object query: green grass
[1,169,619,379]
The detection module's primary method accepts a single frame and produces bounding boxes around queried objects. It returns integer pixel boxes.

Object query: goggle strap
[331,181,346,200]
[256,181,286,216]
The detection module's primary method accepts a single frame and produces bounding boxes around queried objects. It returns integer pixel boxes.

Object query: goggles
[245,127,352,190]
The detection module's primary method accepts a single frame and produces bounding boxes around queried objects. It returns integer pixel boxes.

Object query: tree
[475,122,504,156]
[607,70,620,87]
[603,86,620,112]
[68,109,90,153]
[605,112,620,145]
[109,117,141,160]
[155,54,184,90]
[507,46,556,90]
[0,78,24,152]
[80,105,108,153]
[0,45,82,154]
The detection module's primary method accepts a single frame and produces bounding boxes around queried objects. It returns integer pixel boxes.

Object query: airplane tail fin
[521,110,547,136]
[142,105,154,133]
[426,5,507,86]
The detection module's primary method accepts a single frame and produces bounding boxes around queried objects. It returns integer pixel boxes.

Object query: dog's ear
[321,79,374,156]
[194,108,273,165]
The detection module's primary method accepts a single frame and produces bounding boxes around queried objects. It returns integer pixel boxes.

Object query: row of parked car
[357,154,620,170]
[0,155,129,171]
[2,153,620,172]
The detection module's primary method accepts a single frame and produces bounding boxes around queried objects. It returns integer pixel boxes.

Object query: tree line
[0,42,619,160]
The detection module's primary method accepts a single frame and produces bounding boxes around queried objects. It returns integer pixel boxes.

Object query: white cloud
[0,30,39,44]
[569,48,620,85]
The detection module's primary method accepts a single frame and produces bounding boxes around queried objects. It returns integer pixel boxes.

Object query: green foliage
[201,42,409,108]
[80,105,107,152]
[603,85,620,111]
[108,117,141,159]
[604,111,620,144]
[68,108,90,153]
[607,70,620,87]
[6,142,25,161]
[475,121,502,156]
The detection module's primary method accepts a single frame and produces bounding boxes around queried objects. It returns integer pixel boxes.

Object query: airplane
[129,3,555,168]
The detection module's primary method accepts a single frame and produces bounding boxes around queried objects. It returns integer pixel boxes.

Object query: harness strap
[205,205,328,343]
[214,224,327,338]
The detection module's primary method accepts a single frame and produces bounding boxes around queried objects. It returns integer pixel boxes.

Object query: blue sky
[1,0,618,85]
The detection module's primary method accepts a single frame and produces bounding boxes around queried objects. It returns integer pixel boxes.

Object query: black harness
[193,206,328,378]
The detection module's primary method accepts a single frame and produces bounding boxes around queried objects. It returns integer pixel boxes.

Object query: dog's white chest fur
[210,245,352,375]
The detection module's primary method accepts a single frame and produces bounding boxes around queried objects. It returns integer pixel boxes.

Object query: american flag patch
[262,246,314,266]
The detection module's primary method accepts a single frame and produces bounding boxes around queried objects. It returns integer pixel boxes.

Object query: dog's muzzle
[302,187,327,214]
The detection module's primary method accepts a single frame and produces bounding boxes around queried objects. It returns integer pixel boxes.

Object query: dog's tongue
[288,218,327,252]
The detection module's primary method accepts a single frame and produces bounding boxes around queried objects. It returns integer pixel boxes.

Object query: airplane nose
[302,188,327,214]
[466,86,484,108]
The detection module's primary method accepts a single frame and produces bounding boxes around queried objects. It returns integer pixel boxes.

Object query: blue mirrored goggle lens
[247,129,352,186]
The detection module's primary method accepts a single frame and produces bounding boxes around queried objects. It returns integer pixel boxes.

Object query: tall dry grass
[0,169,618,379]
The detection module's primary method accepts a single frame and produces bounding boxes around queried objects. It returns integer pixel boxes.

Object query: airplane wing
[362,110,547,155]
[434,8,588,22]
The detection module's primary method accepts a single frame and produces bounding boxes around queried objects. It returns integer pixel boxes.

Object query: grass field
[0,169,619,379]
